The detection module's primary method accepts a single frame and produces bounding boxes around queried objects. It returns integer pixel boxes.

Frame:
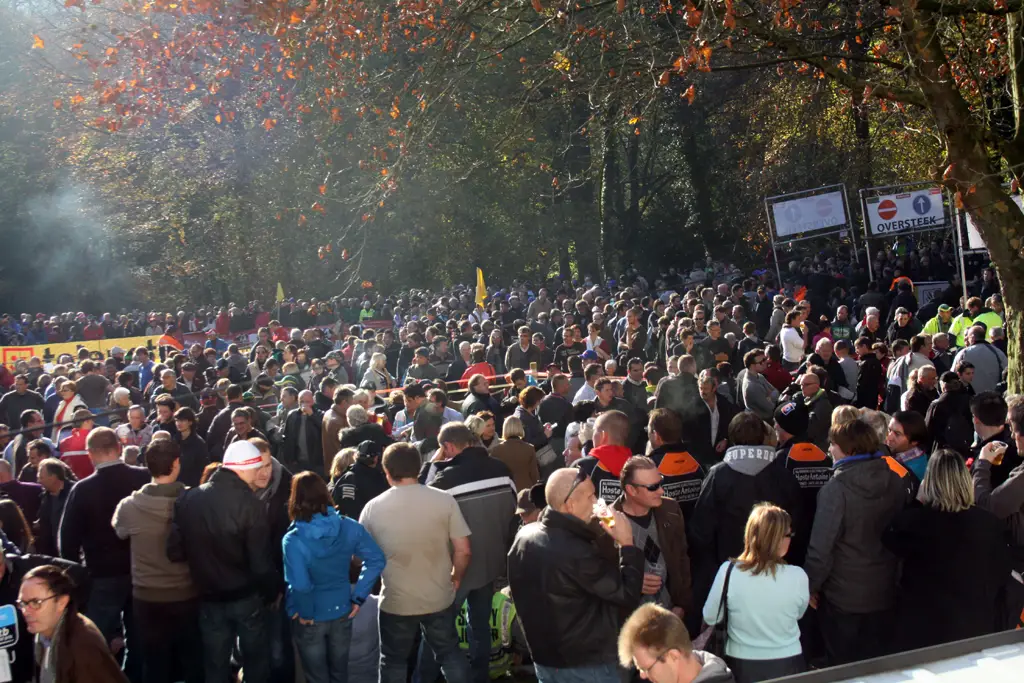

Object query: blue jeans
[266,600,296,683]
[534,663,623,683]
[200,594,269,683]
[378,604,470,683]
[293,616,352,683]
[416,582,492,683]
[86,575,141,683]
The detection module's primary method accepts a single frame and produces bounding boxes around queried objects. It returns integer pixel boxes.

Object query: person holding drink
[973,396,1024,630]
[508,467,644,683]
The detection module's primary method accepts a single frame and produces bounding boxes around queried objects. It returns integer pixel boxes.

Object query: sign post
[858,182,950,281]
[764,184,851,288]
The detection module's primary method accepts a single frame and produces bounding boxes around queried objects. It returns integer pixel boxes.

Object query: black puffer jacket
[168,467,279,602]
[688,445,805,599]
[172,430,210,488]
[331,460,389,520]
[925,389,974,459]
[461,390,499,418]
[507,508,644,668]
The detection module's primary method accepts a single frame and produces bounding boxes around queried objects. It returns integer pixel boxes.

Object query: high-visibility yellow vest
[456,590,516,679]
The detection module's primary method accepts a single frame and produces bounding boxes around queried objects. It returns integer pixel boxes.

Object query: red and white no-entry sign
[877,199,898,220]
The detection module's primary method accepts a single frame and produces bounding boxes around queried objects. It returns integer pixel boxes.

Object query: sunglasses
[629,477,664,492]
[563,468,589,506]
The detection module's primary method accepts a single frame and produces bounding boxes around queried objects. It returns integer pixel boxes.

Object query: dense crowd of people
[0,240,1018,683]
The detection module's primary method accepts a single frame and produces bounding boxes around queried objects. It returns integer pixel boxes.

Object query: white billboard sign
[771,190,847,238]
[914,281,947,306]
[964,194,1022,251]
[865,187,945,235]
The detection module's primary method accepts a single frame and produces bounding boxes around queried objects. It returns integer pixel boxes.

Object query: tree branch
[731,14,928,107]
[912,0,1024,16]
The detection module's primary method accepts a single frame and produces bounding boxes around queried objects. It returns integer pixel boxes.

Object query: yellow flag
[475,268,487,307]
[276,282,285,303]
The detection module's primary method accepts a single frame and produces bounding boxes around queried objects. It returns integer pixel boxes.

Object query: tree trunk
[678,119,714,254]
[848,46,873,191]
[599,115,623,279]
[624,112,642,265]
[900,1,1024,390]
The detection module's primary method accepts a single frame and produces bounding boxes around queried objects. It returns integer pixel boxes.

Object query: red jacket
[82,324,105,341]
[0,366,13,391]
[763,360,793,392]
[58,428,95,480]
[215,313,230,336]
[461,362,497,383]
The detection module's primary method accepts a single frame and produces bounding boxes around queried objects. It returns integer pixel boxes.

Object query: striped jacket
[430,446,517,591]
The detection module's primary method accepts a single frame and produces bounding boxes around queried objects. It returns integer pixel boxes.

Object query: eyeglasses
[563,468,589,506]
[785,531,796,539]
[635,650,671,676]
[629,477,664,492]
[17,595,59,611]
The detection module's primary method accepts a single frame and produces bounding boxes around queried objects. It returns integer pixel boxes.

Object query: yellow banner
[0,335,162,368]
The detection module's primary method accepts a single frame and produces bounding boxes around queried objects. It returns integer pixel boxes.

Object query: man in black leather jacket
[168,439,278,683]
[508,467,644,682]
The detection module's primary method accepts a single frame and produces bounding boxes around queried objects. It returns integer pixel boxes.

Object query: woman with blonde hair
[360,352,394,392]
[702,503,808,683]
[465,412,501,452]
[883,449,1009,651]
[490,415,540,491]
[328,447,359,507]
[830,404,860,429]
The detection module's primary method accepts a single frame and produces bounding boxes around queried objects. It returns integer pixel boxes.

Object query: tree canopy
[0,0,1020,355]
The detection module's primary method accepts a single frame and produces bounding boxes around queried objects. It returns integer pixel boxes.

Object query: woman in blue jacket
[283,471,386,683]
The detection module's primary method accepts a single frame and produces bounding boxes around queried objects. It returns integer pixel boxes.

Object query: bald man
[508,468,643,682]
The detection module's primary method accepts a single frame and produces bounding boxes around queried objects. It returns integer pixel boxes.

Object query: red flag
[157,334,184,351]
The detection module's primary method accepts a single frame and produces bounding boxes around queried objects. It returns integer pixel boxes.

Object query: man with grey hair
[115,405,154,450]
[952,325,1007,394]
[340,403,394,450]
[859,311,883,345]
[855,305,879,335]
[931,332,955,374]
[279,389,324,476]
[446,341,473,383]
[991,326,1007,356]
